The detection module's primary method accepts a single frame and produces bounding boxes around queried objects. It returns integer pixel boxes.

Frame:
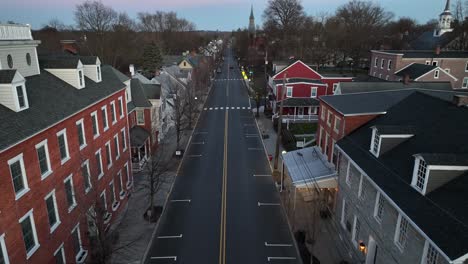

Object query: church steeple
[249,4,256,39]
[434,0,453,36]
[250,4,254,20]
[444,0,451,12]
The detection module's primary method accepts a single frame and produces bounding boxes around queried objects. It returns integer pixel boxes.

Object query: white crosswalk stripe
[203,106,251,111]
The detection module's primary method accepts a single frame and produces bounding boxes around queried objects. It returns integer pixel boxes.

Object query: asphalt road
[144,48,300,264]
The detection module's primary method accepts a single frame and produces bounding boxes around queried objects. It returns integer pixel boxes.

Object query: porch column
[294,107,297,121]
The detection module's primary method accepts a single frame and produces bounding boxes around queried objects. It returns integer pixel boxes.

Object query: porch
[130,126,151,172]
[274,97,320,124]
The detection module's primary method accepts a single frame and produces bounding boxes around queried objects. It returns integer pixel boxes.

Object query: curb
[141,68,216,263]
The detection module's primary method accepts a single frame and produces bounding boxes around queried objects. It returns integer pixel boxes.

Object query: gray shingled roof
[0,69,17,84]
[410,31,458,50]
[337,92,468,259]
[40,57,80,69]
[418,153,468,166]
[142,83,161,100]
[395,64,437,79]
[373,125,417,135]
[130,79,152,107]
[76,56,98,65]
[338,81,452,94]
[280,97,319,107]
[130,126,150,147]
[110,67,130,83]
[0,65,126,151]
[378,50,468,58]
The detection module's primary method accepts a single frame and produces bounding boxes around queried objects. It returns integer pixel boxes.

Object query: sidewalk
[255,112,351,264]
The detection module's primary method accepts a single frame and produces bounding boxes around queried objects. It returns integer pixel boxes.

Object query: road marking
[204,108,207,110]
[171,199,191,203]
[267,257,297,261]
[151,256,177,261]
[187,154,202,158]
[237,107,240,109]
[258,202,281,206]
[215,107,218,110]
[158,234,183,239]
[242,107,245,109]
[209,107,213,110]
[265,242,293,247]
[248,148,263,150]
[220,107,224,110]
[219,96,229,264]
[253,174,271,177]
[192,141,205,145]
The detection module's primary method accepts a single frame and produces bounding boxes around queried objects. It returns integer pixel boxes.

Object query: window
[110,181,119,211]
[385,75,389,80]
[8,154,29,199]
[379,73,382,79]
[95,150,104,179]
[374,57,378,67]
[0,234,10,264]
[110,101,117,124]
[78,70,84,87]
[121,129,127,151]
[57,129,70,164]
[434,70,439,79]
[286,86,293,98]
[371,129,381,156]
[381,59,385,69]
[36,140,52,178]
[118,97,124,118]
[7,55,13,68]
[45,190,60,233]
[425,61,430,65]
[357,175,364,199]
[64,175,77,212]
[137,110,145,125]
[334,117,341,133]
[16,85,26,109]
[326,110,332,126]
[445,68,450,73]
[71,224,87,262]
[416,159,427,191]
[432,61,438,66]
[387,60,392,70]
[91,111,99,138]
[424,243,439,264]
[374,192,385,222]
[395,214,409,250]
[19,209,39,258]
[465,62,468,72]
[463,77,468,88]
[340,199,347,227]
[118,171,125,198]
[97,65,101,81]
[124,163,131,188]
[101,106,109,131]
[76,119,86,149]
[81,161,92,193]
[321,106,326,120]
[333,83,339,93]
[26,53,32,66]
[114,135,120,159]
[352,216,360,243]
[54,244,65,264]
[345,162,352,186]
[310,87,317,98]
[105,141,112,168]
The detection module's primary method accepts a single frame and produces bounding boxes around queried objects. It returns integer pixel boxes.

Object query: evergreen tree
[141,42,163,75]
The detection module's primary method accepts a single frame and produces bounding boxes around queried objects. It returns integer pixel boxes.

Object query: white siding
[0,84,16,110]
[45,68,81,89]
[83,64,99,82]
[0,45,40,77]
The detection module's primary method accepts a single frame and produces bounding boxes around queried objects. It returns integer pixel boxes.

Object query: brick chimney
[435,45,441,55]
[60,40,78,55]
[452,95,468,107]
[129,64,135,77]
[403,74,411,85]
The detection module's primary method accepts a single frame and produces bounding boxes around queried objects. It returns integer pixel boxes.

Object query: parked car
[229,65,234,69]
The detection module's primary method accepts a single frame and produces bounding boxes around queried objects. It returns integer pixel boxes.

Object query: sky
[1,0,448,31]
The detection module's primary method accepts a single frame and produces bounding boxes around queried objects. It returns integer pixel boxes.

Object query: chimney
[403,74,411,85]
[452,95,468,107]
[60,40,78,55]
[129,64,135,77]
[435,45,441,55]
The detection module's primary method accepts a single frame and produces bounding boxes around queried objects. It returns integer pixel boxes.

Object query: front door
[297,107,304,117]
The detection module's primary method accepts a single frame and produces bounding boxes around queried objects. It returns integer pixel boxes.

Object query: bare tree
[171,80,189,150]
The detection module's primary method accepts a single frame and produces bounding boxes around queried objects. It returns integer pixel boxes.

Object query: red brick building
[0,24,132,264]
[268,60,352,123]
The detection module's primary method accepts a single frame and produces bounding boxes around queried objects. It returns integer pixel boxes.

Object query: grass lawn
[288,123,318,135]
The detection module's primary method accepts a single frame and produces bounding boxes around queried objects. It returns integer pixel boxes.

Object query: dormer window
[371,129,381,157]
[415,159,427,191]
[97,65,101,81]
[78,70,84,87]
[16,85,26,109]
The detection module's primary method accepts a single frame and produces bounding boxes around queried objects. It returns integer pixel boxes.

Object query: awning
[282,147,337,188]
[279,97,319,107]
[130,126,150,147]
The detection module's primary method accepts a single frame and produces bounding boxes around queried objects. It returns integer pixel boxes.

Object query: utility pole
[274,72,287,171]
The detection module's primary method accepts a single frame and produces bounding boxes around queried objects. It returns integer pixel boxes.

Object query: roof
[0,65,126,151]
[282,147,336,187]
[76,56,98,65]
[337,81,452,95]
[39,57,80,69]
[130,79,152,108]
[280,97,319,107]
[395,64,437,79]
[163,55,182,67]
[109,67,130,83]
[410,31,458,50]
[373,50,468,59]
[142,83,161,100]
[372,125,416,135]
[273,78,324,85]
[130,126,150,147]
[337,92,468,260]
[0,69,17,84]
[416,153,468,166]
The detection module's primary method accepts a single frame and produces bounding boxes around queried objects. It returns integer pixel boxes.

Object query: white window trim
[71,223,88,263]
[137,110,145,125]
[351,215,359,246]
[97,65,101,81]
[15,83,29,110]
[53,243,66,264]
[95,149,104,179]
[332,83,339,94]
[8,153,30,200]
[326,110,332,126]
[100,190,108,211]
[118,171,126,199]
[0,233,10,264]
[345,161,351,186]
[44,189,61,233]
[432,61,438,66]
[286,86,293,98]
[78,69,85,88]
[105,141,113,169]
[370,128,381,157]
[90,111,100,139]
[465,61,468,72]
[357,174,364,199]
[35,139,53,180]
[373,192,383,223]
[321,106,326,120]
[387,60,392,70]
[110,180,120,211]
[101,106,109,131]
[18,209,40,259]
[64,174,77,212]
[118,96,124,119]
[374,58,378,67]
[463,77,468,89]
[381,59,385,69]
[434,70,439,79]
[125,162,132,189]
[121,128,127,151]
[411,157,429,194]
[310,87,317,98]
[114,134,120,160]
[57,129,71,165]
[421,240,440,264]
[394,214,408,252]
[76,119,87,150]
[340,198,346,228]
[110,101,117,124]
[81,160,92,193]
[334,117,341,133]
[425,60,430,65]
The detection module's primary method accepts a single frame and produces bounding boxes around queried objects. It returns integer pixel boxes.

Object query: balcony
[274,113,319,124]
[0,24,33,41]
